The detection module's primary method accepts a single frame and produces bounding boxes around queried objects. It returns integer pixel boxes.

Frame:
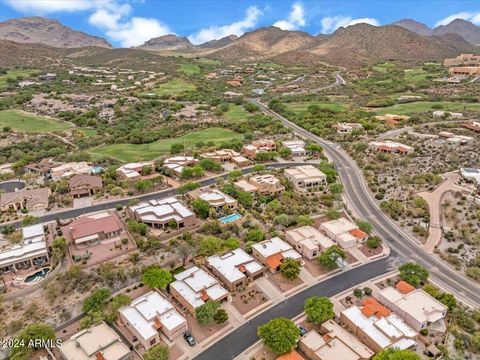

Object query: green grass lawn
[286,102,349,114]
[223,105,252,122]
[89,128,243,162]
[178,64,201,76]
[404,68,430,83]
[0,69,37,89]
[0,110,72,132]
[372,62,396,73]
[78,128,98,137]
[141,79,196,97]
[375,101,480,115]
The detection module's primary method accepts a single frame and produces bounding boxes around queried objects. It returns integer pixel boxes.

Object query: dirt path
[418,173,461,253]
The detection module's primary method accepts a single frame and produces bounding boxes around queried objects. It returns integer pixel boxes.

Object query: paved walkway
[418,173,461,253]
[254,277,284,303]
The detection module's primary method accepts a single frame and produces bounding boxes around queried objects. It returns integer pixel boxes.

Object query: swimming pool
[219,212,242,224]
[24,267,51,284]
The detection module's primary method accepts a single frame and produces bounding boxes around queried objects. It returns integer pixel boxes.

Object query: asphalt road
[194,255,398,360]
[251,99,480,307]
[3,163,303,229]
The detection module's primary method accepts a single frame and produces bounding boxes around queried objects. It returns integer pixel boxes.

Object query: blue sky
[1,1,479,47]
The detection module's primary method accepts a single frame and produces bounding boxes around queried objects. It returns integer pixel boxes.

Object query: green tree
[224,237,240,250]
[399,262,429,288]
[373,348,421,360]
[199,158,222,172]
[228,169,243,180]
[196,301,220,325]
[437,293,457,311]
[245,228,265,242]
[200,236,222,256]
[9,323,56,360]
[304,296,335,324]
[170,143,184,154]
[356,220,373,234]
[297,215,314,226]
[257,318,300,354]
[51,237,67,263]
[82,288,112,313]
[191,198,210,219]
[178,181,200,194]
[330,183,344,196]
[471,331,480,353]
[318,245,346,269]
[280,258,301,279]
[325,209,341,220]
[106,294,131,322]
[80,310,104,329]
[214,308,229,324]
[144,344,169,360]
[135,179,153,192]
[142,267,173,290]
[366,236,381,249]
[127,220,148,236]
[306,143,323,154]
[237,191,253,208]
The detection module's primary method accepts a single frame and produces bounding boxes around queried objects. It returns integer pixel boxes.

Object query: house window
[150,338,156,346]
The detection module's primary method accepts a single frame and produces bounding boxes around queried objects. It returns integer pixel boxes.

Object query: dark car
[298,326,307,336]
[183,330,196,346]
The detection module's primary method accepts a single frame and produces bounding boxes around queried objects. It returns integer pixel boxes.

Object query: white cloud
[3,0,112,14]
[88,6,171,47]
[188,5,262,45]
[321,15,379,34]
[435,11,480,27]
[273,2,306,31]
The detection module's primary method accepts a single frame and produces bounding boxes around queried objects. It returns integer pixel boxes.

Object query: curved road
[251,99,480,307]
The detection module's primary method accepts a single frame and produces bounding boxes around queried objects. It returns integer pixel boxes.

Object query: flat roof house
[282,140,306,157]
[0,224,48,274]
[170,266,228,313]
[59,321,132,360]
[163,156,197,176]
[377,286,447,332]
[206,248,265,290]
[24,158,62,177]
[284,165,327,193]
[118,291,187,349]
[460,168,480,185]
[50,162,94,181]
[128,197,196,229]
[235,174,285,196]
[332,123,364,134]
[340,298,417,353]
[242,139,276,158]
[299,319,375,360]
[0,188,50,212]
[251,237,302,273]
[116,162,154,180]
[63,212,124,249]
[69,174,103,198]
[188,188,237,213]
[463,120,480,133]
[369,141,414,155]
[285,226,335,259]
[320,218,368,249]
[201,149,240,163]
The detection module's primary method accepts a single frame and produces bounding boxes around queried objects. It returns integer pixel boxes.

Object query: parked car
[298,325,307,336]
[183,330,196,346]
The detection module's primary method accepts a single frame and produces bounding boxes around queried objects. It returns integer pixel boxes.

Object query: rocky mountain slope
[198,35,238,49]
[0,17,111,48]
[392,19,433,36]
[432,19,480,45]
[137,34,195,50]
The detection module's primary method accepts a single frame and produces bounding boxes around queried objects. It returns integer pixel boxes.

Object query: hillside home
[460,168,480,185]
[69,174,103,198]
[377,286,448,331]
[299,320,375,360]
[170,266,228,313]
[163,156,198,176]
[251,237,302,273]
[285,226,335,259]
[443,54,480,67]
[188,188,237,213]
[119,291,187,349]
[340,298,417,353]
[284,165,327,193]
[50,162,94,181]
[128,197,196,229]
[63,213,124,249]
[332,123,364,134]
[369,141,414,155]
[25,158,62,177]
[320,218,368,249]
[242,139,276,158]
[463,120,480,133]
[0,224,48,274]
[282,140,306,156]
[0,188,50,212]
[116,162,154,180]
[235,174,285,196]
[374,114,410,126]
[206,249,265,290]
[59,321,132,360]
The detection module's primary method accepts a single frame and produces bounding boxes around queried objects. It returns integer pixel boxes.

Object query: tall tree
[304,296,335,324]
[257,318,300,354]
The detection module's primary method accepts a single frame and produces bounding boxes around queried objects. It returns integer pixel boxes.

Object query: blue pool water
[24,267,51,283]
[219,213,242,224]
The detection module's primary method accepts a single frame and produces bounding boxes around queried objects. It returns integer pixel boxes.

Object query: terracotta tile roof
[276,351,305,360]
[238,264,247,273]
[153,317,162,330]
[95,352,105,360]
[0,188,50,210]
[69,174,102,189]
[395,280,415,294]
[68,214,123,240]
[349,228,368,238]
[362,297,391,318]
[265,253,284,270]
